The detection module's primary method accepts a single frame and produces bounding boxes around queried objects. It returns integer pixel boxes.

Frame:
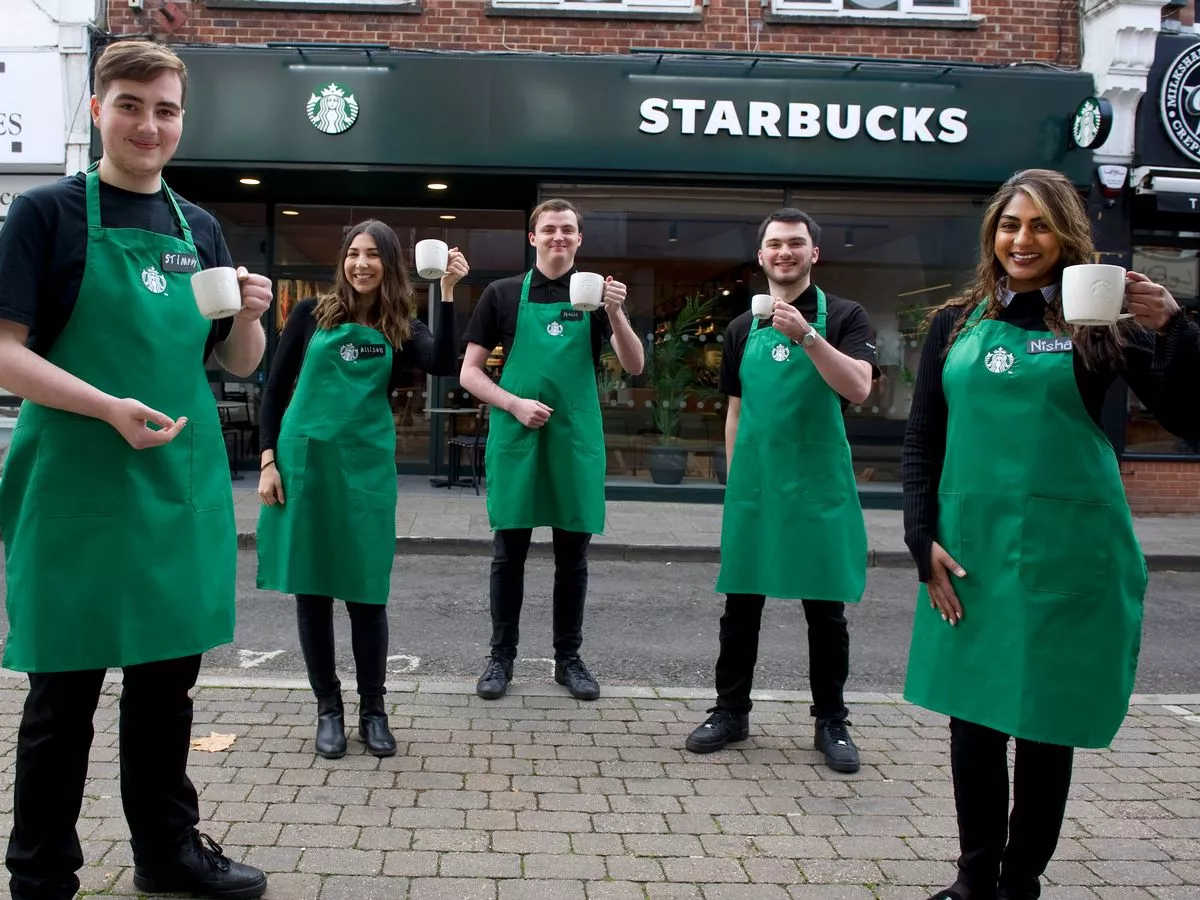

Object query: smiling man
[0,40,269,900]
[685,208,879,772]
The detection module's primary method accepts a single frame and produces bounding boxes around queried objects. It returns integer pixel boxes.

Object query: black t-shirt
[902,291,1200,582]
[258,297,459,451]
[0,172,234,359]
[719,283,879,403]
[462,266,614,368]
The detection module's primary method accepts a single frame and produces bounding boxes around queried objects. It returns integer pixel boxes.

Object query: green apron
[256,323,396,604]
[903,305,1147,748]
[0,166,235,673]
[716,287,867,601]
[485,271,606,533]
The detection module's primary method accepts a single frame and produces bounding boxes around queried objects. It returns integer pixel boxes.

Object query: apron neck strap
[519,269,533,305]
[85,162,192,239]
[814,285,827,337]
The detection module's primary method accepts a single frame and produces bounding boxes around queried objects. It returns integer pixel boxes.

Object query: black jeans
[489,528,591,662]
[7,655,203,900]
[950,717,1074,899]
[296,595,389,698]
[714,593,849,720]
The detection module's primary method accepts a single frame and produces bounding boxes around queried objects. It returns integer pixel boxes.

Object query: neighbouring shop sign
[0,51,65,170]
[0,174,62,220]
[171,48,1092,185]
[1137,33,1200,170]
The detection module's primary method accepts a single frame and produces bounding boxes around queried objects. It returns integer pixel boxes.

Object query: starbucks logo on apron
[546,321,565,337]
[140,265,167,295]
[984,346,1015,374]
[771,343,791,362]
[339,342,359,362]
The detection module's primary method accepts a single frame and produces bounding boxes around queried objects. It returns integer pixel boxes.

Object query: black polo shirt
[463,266,614,368]
[719,283,879,402]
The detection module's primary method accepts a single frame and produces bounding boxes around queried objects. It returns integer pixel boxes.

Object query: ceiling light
[427,182,448,190]
[721,289,730,296]
[281,209,300,216]
[439,214,456,220]
[239,177,261,186]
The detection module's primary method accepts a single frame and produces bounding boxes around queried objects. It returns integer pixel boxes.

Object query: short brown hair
[93,40,188,105]
[529,199,582,233]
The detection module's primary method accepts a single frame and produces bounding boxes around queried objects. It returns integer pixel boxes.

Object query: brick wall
[104,0,1079,67]
[1122,459,1200,514]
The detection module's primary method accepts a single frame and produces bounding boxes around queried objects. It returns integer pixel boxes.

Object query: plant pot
[648,445,687,485]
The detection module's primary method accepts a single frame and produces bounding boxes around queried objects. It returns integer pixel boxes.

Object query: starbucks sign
[306,83,359,135]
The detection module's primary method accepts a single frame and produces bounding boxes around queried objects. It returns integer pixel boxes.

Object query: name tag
[560,309,584,322]
[1026,337,1073,354]
[355,344,387,358]
[162,252,199,273]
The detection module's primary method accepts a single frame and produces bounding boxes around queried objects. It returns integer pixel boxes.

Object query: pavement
[231,477,1200,569]
[3,673,1200,900]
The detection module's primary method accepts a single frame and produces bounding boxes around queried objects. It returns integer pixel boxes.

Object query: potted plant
[645,293,716,485]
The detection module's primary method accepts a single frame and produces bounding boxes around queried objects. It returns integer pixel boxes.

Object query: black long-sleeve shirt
[902,290,1200,582]
[259,297,458,451]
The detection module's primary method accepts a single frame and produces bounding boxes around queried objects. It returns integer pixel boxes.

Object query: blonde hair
[94,40,188,105]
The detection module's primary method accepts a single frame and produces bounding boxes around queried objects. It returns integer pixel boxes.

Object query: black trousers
[714,593,850,720]
[488,528,591,662]
[6,655,203,900]
[296,595,389,698]
[950,717,1074,899]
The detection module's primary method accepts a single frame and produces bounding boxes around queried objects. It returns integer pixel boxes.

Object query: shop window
[771,0,969,18]
[491,0,696,12]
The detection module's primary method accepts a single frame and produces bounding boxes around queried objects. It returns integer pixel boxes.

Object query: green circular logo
[1071,96,1111,150]
[306,82,359,135]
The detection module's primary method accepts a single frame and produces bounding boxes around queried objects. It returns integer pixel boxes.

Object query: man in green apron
[0,41,269,900]
[686,209,877,773]
[460,199,644,702]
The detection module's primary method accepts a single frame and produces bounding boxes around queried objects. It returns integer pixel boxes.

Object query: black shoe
[685,707,750,754]
[314,694,347,760]
[926,891,967,900]
[554,656,600,700]
[133,832,267,900]
[815,717,861,773]
[476,657,512,700]
[359,695,397,757]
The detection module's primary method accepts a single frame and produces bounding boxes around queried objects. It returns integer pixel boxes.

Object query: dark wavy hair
[314,219,416,348]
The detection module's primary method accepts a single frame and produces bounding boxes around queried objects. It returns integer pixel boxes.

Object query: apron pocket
[190,422,233,513]
[726,438,762,501]
[38,418,127,517]
[1019,496,1112,596]
[794,442,854,504]
[346,445,397,510]
[275,437,310,500]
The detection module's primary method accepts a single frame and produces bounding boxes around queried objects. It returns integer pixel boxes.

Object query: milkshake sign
[639,98,968,144]
[1159,41,1200,164]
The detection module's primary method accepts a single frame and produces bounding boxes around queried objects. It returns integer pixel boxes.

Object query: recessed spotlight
[439,214,457,221]
[427,182,448,190]
[239,177,261,186]
[722,289,730,296]
[281,209,300,216]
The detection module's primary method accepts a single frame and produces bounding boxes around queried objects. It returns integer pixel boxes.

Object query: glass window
[771,0,969,17]
[206,203,268,268]
[1127,243,1200,457]
[492,0,695,11]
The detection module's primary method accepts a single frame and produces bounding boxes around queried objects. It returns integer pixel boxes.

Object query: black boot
[133,831,267,900]
[359,695,396,757]
[314,694,347,760]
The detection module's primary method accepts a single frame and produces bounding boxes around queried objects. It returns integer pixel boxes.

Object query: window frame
[491,0,696,12]
[770,0,970,19]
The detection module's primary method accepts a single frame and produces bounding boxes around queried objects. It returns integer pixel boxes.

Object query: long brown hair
[314,219,415,348]
[930,168,1127,371]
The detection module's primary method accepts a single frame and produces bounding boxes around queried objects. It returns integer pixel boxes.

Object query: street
[4,554,1196,695]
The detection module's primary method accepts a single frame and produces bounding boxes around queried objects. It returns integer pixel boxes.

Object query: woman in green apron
[903,169,1200,900]
[256,220,466,759]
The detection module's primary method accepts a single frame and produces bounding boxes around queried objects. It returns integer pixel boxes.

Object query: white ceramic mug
[414,239,449,280]
[191,267,242,320]
[1061,264,1127,325]
[751,294,774,319]
[569,272,605,312]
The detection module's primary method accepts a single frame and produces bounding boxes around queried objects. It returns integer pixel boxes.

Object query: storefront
[1127,32,1200,512]
[0,50,69,229]
[158,45,1093,504]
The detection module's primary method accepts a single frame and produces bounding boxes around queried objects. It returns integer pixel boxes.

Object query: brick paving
[1,677,1199,899]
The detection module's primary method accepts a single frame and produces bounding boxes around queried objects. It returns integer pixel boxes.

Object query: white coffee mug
[751,294,774,319]
[414,239,449,280]
[191,267,242,320]
[569,272,605,312]
[1061,264,1127,326]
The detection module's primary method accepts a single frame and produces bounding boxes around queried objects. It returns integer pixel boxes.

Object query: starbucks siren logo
[141,265,167,294]
[340,343,359,362]
[306,83,359,135]
[771,343,791,362]
[984,346,1015,374]
[546,321,564,337]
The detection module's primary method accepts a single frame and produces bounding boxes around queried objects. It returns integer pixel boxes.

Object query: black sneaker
[132,832,267,900]
[476,657,512,700]
[685,707,750,754]
[926,891,968,900]
[554,657,600,700]
[815,717,861,773]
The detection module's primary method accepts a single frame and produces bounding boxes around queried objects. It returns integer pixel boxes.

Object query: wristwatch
[800,327,818,348]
